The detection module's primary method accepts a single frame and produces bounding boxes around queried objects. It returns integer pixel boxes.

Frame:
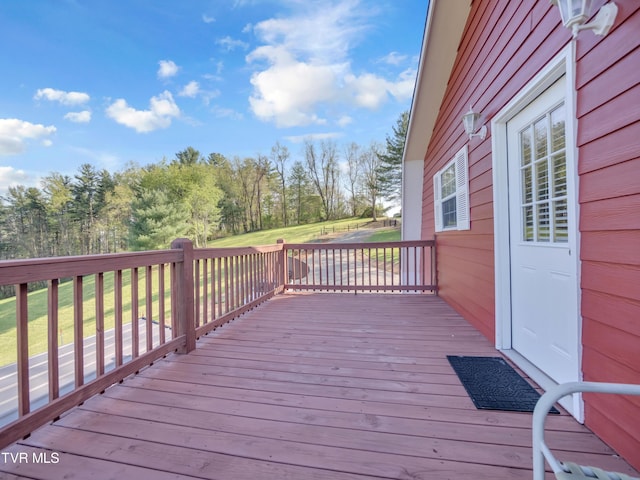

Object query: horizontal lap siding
[421,0,563,340]
[419,0,640,469]
[576,3,640,469]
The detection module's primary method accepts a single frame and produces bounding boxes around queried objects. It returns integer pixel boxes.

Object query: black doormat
[447,355,559,414]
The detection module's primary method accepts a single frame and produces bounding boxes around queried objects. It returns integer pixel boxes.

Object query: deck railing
[0,237,434,449]
[284,240,436,292]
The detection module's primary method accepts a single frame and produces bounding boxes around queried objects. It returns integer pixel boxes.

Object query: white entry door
[506,77,579,385]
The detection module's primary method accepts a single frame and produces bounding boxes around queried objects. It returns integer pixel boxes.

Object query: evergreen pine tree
[377,110,409,202]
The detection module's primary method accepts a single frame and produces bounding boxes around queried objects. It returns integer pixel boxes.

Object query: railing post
[277,238,286,292]
[171,238,196,353]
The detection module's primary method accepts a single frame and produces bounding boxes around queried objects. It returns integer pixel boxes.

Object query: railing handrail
[193,243,284,259]
[284,239,435,249]
[0,249,180,284]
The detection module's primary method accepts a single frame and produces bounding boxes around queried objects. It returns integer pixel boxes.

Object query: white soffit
[403,0,472,164]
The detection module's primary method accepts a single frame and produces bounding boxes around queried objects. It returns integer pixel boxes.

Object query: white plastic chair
[533,382,640,480]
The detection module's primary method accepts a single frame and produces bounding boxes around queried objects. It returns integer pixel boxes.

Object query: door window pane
[551,105,565,152]
[537,203,550,242]
[534,117,548,160]
[536,160,549,201]
[522,166,532,204]
[521,128,532,166]
[523,205,534,241]
[553,199,568,242]
[552,152,567,197]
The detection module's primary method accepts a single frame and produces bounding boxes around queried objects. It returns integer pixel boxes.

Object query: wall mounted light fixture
[462,106,487,141]
[550,0,618,38]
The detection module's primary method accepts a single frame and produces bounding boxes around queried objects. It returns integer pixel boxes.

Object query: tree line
[0,112,408,262]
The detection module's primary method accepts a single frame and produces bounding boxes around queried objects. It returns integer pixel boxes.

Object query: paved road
[328,228,380,243]
[0,320,172,426]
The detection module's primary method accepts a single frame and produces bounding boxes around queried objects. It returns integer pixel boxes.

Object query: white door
[507,77,579,385]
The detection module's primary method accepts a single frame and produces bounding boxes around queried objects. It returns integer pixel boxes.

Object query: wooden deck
[1,293,638,479]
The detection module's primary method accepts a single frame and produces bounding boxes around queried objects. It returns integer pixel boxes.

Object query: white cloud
[0,166,35,196]
[64,110,92,123]
[106,91,181,133]
[202,14,215,24]
[178,81,220,105]
[245,1,413,127]
[178,81,200,98]
[212,106,243,120]
[379,52,408,66]
[344,73,390,109]
[251,0,371,64]
[157,60,179,79]
[337,115,353,127]
[216,36,249,52]
[248,48,342,127]
[0,118,56,155]
[34,88,90,105]
[284,132,342,143]
[387,68,417,101]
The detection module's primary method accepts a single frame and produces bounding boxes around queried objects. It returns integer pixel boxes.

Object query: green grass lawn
[363,228,402,266]
[364,228,401,243]
[0,218,375,366]
[208,217,371,247]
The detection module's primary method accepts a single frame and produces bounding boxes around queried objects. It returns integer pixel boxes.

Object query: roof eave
[403,0,472,164]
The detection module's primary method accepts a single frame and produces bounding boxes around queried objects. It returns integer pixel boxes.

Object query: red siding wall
[420,0,640,469]
[575,2,640,468]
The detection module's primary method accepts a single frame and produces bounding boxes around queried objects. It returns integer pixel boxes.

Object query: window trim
[433,145,470,232]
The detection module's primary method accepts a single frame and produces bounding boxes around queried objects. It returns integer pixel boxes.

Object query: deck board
[1,293,638,479]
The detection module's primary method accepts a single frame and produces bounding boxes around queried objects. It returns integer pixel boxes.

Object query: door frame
[490,43,584,419]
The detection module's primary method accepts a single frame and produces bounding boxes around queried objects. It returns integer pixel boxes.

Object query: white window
[433,145,470,232]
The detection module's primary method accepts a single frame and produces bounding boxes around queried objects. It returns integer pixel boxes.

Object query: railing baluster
[171,262,178,333]
[391,247,395,287]
[16,283,29,416]
[332,249,336,292]
[202,258,208,326]
[414,246,419,289]
[339,249,344,286]
[96,272,105,377]
[367,248,371,288]
[131,268,139,359]
[145,265,153,352]
[48,279,59,401]
[224,256,230,314]
[194,260,201,329]
[73,276,84,387]
[240,255,245,305]
[217,257,223,318]
[115,270,123,366]
[211,258,217,319]
[375,247,379,292]
[159,265,166,345]
[383,249,388,288]
[354,247,358,290]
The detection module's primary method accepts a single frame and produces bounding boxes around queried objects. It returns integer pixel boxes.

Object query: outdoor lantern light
[462,106,487,141]
[550,0,618,38]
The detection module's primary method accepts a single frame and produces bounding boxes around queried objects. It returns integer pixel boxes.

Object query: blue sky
[0,0,427,194]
